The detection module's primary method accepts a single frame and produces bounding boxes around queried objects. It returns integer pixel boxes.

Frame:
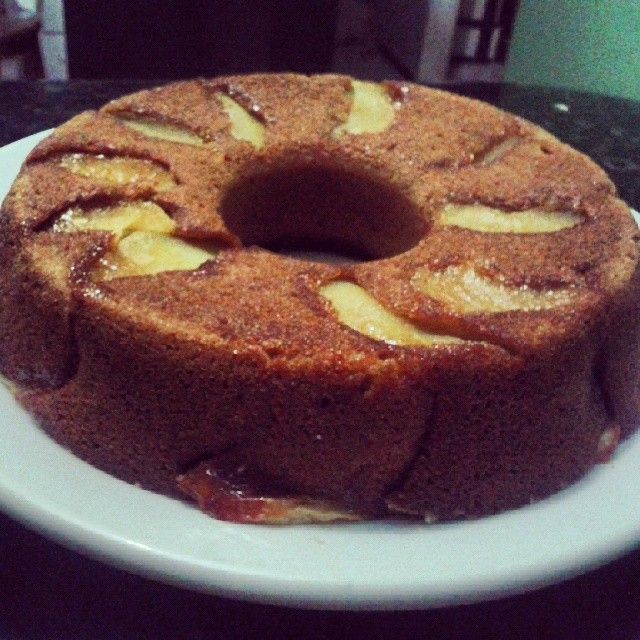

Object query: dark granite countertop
[1,81,639,639]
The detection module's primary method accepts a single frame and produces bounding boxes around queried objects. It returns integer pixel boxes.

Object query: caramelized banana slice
[413,265,578,314]
[59,154,176,191]
[320,281,464,346]
[178,463,361,525]
[217,94,265,149]
[476,137,521,165]
[118,117,204,146]
[95,230,217,280]
[53,202,217,280]
[53,202,176,238]
[333,80,395,137]
[439,204,582,233]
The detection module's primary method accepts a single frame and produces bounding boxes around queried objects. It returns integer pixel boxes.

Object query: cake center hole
[219,162,428,262]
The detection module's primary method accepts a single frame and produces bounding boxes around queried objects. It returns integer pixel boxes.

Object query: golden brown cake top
[2,74,638,385]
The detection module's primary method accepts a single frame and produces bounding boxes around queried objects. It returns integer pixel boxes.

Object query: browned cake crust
[0,74,639,522]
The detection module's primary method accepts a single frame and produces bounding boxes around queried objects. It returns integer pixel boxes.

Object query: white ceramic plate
[1,130,639,610]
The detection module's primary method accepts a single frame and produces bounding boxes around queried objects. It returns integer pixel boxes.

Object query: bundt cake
[0,74,638,524]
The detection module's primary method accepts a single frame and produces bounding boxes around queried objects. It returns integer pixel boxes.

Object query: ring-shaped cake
[1,74,639,523]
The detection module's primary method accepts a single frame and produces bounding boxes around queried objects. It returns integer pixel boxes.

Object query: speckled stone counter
[0,81,639,639]
[0,80,638,209]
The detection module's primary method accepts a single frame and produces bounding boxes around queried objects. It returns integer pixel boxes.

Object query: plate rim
[0,129,639,611]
